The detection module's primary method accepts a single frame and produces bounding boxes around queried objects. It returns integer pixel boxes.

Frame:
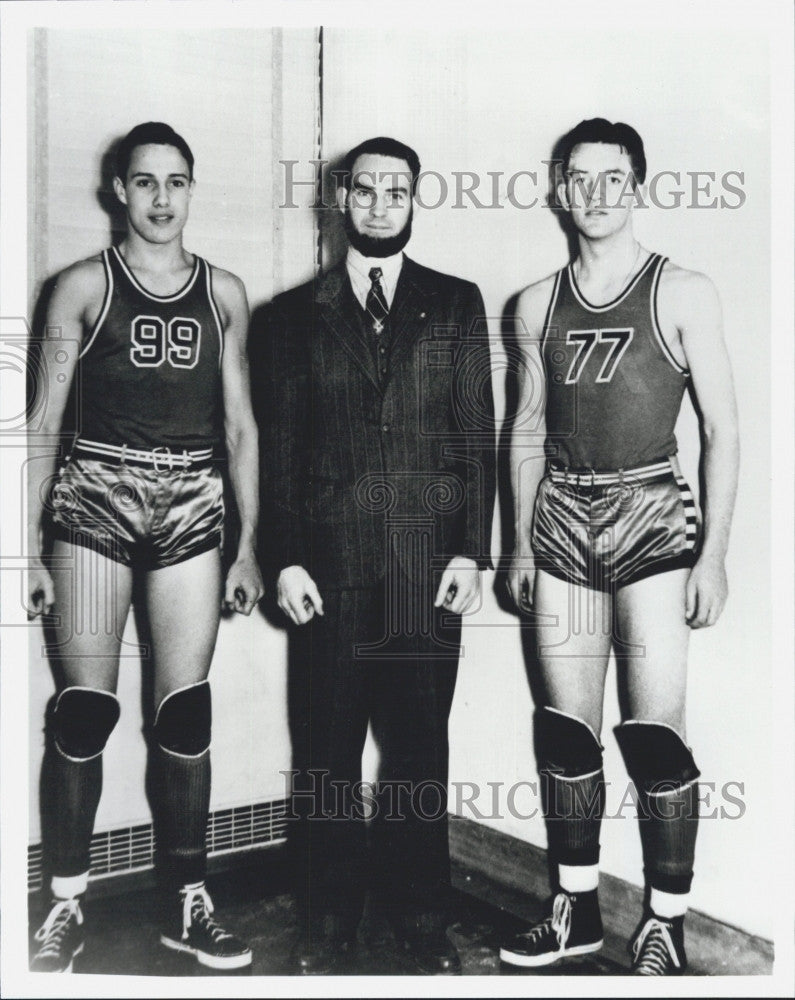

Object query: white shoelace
[632,917,681,974]
[34,898,82,957]
[181,883,233,942]
[521,892,572,949]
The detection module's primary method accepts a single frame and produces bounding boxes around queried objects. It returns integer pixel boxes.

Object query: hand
[223,548,264,615]
[686,553,728,628]
[434,556,480,615]
[277,565,324,625]
[28,557,55,618]
[506,550,534,612]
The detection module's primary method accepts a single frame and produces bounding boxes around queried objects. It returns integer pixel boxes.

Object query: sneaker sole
[160,934,252,970]
[499,938,603,967]
[30,940,84,974]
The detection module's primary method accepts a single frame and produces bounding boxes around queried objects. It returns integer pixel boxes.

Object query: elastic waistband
[74,439,217,472]
[547,456,679,487]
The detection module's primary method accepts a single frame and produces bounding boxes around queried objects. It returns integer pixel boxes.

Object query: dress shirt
[346,247,404,310]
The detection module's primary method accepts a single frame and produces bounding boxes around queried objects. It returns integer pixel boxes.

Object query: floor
[29,851,635,978]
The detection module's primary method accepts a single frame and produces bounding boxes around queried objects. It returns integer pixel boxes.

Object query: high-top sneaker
[160,882,252,970]
[30,897,85,973]
[499,889,603,967]
[630,913,687,975]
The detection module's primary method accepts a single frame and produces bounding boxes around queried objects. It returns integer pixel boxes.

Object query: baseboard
[448,814,774,976]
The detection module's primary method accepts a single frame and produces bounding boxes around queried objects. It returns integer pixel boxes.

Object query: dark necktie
[366,266,389,337]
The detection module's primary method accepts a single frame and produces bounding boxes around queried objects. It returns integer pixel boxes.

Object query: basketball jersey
[78,246,224,451]
[542,253,688,469]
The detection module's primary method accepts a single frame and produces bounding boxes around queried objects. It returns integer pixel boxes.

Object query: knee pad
[614,721,700,792]
[53,687,120,760]
[534,707,603,776]
[154,681,211,757]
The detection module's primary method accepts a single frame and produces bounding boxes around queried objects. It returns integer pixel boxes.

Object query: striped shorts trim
[530,457,702,592]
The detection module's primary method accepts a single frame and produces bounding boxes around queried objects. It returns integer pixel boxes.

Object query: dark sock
[151,745,211,887]
[638,779,699,894]
[41,743,102,877]
[542,767,605,868]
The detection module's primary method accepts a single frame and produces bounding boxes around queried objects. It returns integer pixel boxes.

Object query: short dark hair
[115,122,195,181]
[558,118,647,184]
[341,136,421,194]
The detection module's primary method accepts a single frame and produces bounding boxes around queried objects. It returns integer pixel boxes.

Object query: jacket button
[382,424,390,433]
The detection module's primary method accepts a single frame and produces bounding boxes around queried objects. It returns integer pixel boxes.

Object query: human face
[113,143,194,245]
[339,153,413,257]
[559,142,640,240]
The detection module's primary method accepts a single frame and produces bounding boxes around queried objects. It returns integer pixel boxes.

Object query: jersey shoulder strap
[199,256,225,366]
[540,268,564,351]
[78,249,114,360]
[648,254,689,375]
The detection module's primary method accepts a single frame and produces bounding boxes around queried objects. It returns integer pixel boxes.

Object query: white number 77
[565,327,634,384]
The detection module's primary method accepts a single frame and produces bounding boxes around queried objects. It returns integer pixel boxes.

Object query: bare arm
[660,266,740,628]
[27,260,103,615]
[215,267,264,615]
[507,277,553,610]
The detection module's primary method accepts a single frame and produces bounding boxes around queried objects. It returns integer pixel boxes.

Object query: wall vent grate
[28,797,290,893]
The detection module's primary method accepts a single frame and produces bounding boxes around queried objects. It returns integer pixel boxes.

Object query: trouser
[287,573,462,932]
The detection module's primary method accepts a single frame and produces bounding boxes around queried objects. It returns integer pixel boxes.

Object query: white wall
[322,24,772,937]
[27,26,319,838]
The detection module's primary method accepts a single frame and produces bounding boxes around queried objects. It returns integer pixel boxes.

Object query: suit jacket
[253,255,496,591]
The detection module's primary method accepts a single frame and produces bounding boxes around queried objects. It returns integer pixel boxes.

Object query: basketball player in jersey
[27,122,263,972]
[501,119,739,975]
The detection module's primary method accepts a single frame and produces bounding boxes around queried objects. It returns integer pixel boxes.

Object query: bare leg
[143,547,251,968]
[534,569,612,733]
[50,538,134,692]
[145,547,222,704]
[41,540,133,881]
[499,569,610,967]
[532,569,612,881]
[616,569,690,733]
[614,569,698,924]
[144,548,222,889]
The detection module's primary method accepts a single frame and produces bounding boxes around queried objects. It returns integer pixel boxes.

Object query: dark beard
[344,208,413,258]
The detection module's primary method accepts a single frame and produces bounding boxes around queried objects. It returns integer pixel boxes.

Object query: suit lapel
[388,257,438,370]
[313,256,437,388]
[315,264,380,391]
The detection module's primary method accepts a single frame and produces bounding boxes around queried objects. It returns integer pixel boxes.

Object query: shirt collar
[346,246,404,309]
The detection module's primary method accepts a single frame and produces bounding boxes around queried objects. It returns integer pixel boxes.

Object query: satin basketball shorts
[49,449,225,569]
[530,456,702,591]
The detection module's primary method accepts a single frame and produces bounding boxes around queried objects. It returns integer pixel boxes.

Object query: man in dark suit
[256,137,496,975]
